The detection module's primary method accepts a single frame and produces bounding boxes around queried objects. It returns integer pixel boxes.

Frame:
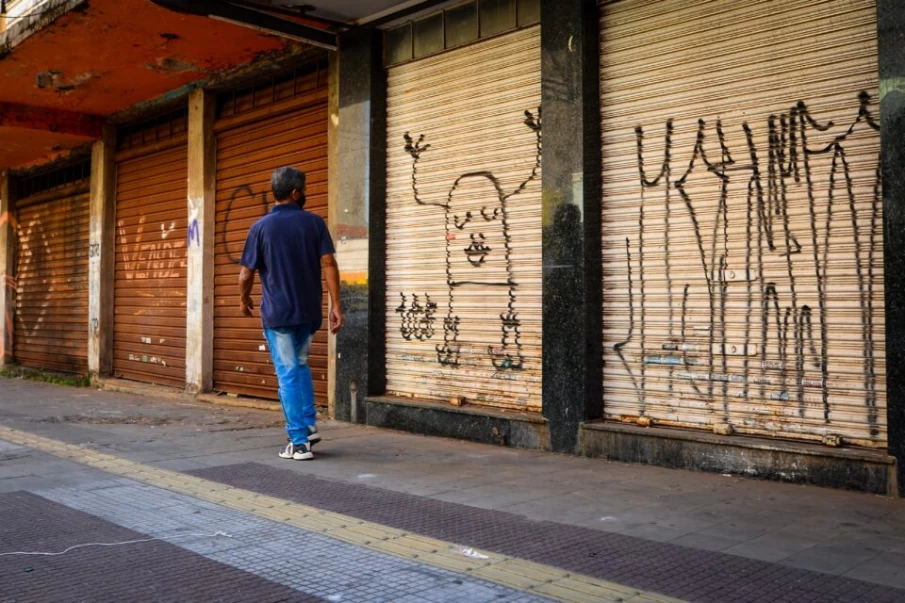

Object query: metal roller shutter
[14,183,90,374]
[113,140,189,388]
[385,27,542,411]
[600,0,884,447]
[213,65,329,402]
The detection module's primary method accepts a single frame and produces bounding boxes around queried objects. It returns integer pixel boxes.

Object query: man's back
[240,204,334,329]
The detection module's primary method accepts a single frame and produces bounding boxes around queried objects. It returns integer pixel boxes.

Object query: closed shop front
[600,0,885,446]
[113,111,189,388]
[14,162,91,374]
[213,62,329,402]
[384,7,542,411]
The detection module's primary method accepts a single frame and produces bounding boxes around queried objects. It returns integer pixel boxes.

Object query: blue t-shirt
[240,204,335,329]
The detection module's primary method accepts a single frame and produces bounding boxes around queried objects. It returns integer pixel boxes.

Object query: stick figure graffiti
[400,107,542,371]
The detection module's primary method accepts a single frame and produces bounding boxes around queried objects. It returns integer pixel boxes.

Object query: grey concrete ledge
[580,421,896,496]
[95,377,192,401]
[95,378,285,412]
[0,0,85,54]
[365,395,549,450]
[366,395,546,423]
[196,392,282,412]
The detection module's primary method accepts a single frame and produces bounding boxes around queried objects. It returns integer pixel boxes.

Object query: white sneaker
[307,425,322,445]
[278,442,314,461]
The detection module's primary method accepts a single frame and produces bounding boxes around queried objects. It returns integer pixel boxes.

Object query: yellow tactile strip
[0,425,683,603]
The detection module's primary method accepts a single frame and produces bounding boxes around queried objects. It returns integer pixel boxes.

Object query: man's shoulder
[250,211,279,231]
[298,210,327,230]
[299,209,325,222]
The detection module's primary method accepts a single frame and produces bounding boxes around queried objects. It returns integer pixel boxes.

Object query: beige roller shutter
[386,27,542,411]
[213,64,329,402]
[15,182,90,374]
[600,0,884,447]
[113,119,189,389]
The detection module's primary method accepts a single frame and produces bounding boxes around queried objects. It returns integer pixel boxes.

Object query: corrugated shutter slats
[213,72,329,402]
[15,185,90,374]
[114,145,188,388]
[600,0,885,446]
[386,27,543,411]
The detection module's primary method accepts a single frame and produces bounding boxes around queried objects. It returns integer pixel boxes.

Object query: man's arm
[322,253,343,333]
[238,266,256,317]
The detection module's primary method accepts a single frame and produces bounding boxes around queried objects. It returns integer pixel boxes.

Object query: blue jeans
[264,324,317,446]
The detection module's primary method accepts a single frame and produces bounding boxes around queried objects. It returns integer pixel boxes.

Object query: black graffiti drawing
[401,108,542,370]
[614,237,640,394]
[221,184,270,264]
[464,233,492,266]
[622,92,881,436]
[396,293,438,341]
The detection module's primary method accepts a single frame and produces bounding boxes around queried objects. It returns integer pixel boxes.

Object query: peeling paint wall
[0,0,303,170]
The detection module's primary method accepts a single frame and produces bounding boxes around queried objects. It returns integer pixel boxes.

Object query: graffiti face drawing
[401,108,541,371]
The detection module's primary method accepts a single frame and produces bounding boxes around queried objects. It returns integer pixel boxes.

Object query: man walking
[238,167,342,461]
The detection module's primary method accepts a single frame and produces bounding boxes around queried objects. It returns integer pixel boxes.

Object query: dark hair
[271,167,306,203]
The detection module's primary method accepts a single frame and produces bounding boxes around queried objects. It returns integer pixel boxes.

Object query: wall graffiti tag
[399,108,542,371]
[119,214,186,281]
[610,92,883,439]
[187,197,201,248]
[13,197,90,373]
[220,185,270,264]
[15,217,51,341]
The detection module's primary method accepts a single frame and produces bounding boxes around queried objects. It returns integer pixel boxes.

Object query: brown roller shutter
[600,0,884,447]
[113,113,189,388]
[213,64,329,402]
[14,182,90,374]
[385,27,543,411]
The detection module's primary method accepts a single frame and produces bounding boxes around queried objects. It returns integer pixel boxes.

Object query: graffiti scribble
[622,92,881,437]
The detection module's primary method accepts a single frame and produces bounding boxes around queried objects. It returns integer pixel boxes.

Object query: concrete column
[88,128,116,377]
[877,0,905,495]
[332,28,387,422]
[185,87,216,394]
[540,0,603,453]
[327,51,340,419]
[0,171,16,369]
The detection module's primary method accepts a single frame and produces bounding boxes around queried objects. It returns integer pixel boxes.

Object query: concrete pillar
[185,87,216,394]
[877,0,905,495]
[0,171,16,369]
[88,127,116,377]
[327,51,340,419]
[540,0,603,453]
[332,28,387,422]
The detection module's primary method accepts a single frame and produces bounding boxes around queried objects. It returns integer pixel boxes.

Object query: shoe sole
[308,435,322,445]
[279,451,314,460]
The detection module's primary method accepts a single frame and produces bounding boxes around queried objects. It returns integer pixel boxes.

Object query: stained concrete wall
[185,88,216,394]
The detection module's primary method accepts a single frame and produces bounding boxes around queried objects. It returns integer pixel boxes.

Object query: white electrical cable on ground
[0,531,233,557]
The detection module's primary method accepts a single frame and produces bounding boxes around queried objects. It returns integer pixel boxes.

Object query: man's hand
[322,253,342,335]
[240,297,255,317]
[329,305,344,334]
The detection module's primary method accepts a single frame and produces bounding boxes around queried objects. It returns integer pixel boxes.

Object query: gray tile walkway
[29,468,550,603]
[189,461,905,603]
[4,378,905,599]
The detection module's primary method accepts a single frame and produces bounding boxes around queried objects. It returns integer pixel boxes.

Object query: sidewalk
[2,377,905,602]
